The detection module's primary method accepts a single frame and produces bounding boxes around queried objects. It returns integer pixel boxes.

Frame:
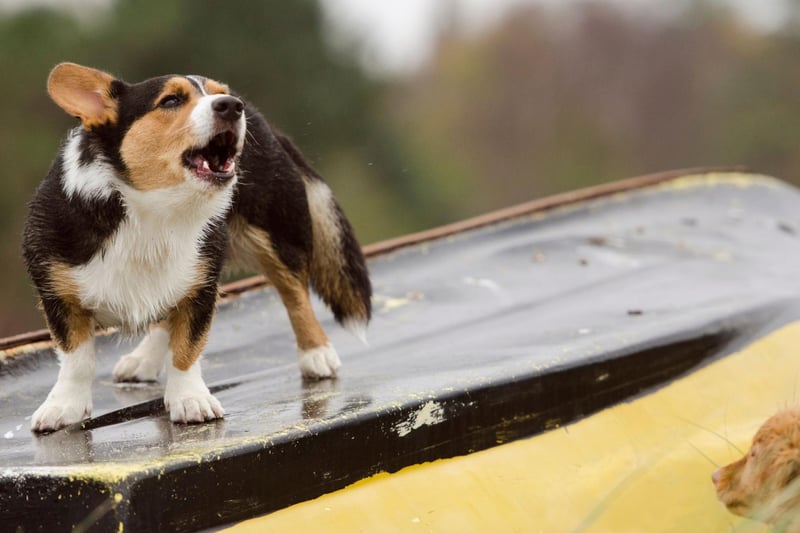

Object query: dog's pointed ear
[783,459,799,488]
[47,63,119,130]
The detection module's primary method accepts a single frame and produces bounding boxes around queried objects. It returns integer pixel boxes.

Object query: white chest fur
[69,180,233,332]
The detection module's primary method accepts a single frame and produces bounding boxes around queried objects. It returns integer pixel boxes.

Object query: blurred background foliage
[1,0,799,336]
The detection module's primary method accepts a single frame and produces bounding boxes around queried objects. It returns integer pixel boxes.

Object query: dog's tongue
[190,153,235,179]
[192,154,212,176]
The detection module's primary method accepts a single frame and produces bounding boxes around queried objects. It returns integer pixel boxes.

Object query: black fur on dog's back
[231,104,371,326]
[275,132,371,325]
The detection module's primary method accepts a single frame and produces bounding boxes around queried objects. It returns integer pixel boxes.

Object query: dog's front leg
[31,298,95,432]
[163,290,223,424]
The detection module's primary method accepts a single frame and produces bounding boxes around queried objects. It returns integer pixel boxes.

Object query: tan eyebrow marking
[156,77,195,105]
[205,79,230,95]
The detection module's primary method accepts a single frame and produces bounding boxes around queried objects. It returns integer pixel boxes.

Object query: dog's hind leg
[273,133,372,335]
[113,322,169,383]
[277,276,340,379]
[303,177,371,339]
[228,214,340,379]
[260,248,340,379]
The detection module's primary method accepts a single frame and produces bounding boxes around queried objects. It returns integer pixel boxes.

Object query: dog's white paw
[164,392,225,424]
[113,328,168,382]
[113,353,162,382]
[164,361,224,424]
[32,339,95,433]
[298,343,341,380]
[165,393,225,423]
[31,389,92,432]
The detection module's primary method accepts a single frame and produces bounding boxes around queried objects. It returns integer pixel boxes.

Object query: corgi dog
[23,63,371,432]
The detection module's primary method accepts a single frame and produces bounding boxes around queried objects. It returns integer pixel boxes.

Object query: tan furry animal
[713,406,800,530]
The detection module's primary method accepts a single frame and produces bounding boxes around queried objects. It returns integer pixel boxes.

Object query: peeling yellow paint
[544,418,561,430]
[374,291,424,314]
[665,172,778,191]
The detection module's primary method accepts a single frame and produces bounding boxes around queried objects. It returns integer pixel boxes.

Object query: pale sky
[0,0,793,76]
[318,0,794,76]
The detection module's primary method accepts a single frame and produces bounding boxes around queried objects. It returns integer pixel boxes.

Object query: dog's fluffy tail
[277,134,372,341]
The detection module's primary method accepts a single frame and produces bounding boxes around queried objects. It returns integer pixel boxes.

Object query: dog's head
[713,407,800,527]
[48,62,245,192]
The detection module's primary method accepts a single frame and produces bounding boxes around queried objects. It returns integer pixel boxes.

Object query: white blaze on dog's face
[47,62,246,195]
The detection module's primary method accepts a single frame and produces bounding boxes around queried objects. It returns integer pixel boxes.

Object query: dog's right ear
[47,63,119,130]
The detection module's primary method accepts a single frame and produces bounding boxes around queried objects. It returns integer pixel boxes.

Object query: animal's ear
[47,63,119,130]
[782,459,799,488]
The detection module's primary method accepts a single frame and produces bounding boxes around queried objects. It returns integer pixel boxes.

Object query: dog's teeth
[201,159,210,171]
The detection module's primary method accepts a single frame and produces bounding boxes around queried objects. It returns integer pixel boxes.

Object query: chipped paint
[374,291,423,314]
[462,276,502,292]
[665,172,778,191]
[544,418,561,430]
[394,401,446,437]
[713,251,734,262]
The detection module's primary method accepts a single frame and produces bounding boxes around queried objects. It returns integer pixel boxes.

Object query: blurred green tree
[6,0,800,338]
[0,0,436,336]
[385,2,800,219]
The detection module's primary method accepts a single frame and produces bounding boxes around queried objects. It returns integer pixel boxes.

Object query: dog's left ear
[47,63,119,130]
[782,459,799,488]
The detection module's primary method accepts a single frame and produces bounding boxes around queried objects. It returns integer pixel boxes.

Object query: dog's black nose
[213,96,244,121]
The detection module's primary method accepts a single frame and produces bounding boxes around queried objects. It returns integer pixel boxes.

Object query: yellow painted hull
[227,323,800,532]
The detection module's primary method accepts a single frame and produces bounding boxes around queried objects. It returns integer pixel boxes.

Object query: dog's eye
[158,95,184,109]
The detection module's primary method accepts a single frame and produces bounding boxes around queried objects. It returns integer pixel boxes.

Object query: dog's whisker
[687,440,719,468]
[724,401,731,450]
[675,415,745,455]
[245,129,262,148]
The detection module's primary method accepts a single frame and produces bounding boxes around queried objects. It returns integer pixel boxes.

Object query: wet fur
[23,63,371,431]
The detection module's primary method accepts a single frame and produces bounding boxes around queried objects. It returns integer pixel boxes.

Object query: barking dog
[23,63,371,432]
[713,406,800,530]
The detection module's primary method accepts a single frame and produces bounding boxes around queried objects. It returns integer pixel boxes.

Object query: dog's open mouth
[183,131,239,185]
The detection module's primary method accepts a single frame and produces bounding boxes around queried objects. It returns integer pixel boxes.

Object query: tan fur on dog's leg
[264,265,340,380]
[162,301,223,423]
[229,218,340,379]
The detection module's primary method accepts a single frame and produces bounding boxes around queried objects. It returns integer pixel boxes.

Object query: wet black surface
[3,172,800,531]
